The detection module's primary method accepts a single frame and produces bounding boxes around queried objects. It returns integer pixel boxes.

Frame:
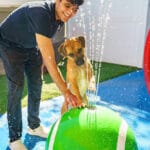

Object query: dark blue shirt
[0,1,64,49]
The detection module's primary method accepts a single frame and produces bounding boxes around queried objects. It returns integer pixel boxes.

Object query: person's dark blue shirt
[0,1,64,49]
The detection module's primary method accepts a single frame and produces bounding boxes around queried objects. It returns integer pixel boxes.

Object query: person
[0,0,84,149]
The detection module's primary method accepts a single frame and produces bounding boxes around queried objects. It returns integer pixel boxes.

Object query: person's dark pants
[0,44,42,142]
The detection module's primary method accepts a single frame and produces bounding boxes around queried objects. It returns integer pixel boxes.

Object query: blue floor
[97,69,150,112]
[0,69,150,150]
[0,97,63,150]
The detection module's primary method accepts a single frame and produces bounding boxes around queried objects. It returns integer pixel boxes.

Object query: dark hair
[69,0,84,6]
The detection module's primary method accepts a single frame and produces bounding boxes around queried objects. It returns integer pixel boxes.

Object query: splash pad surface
[0,70,150,150]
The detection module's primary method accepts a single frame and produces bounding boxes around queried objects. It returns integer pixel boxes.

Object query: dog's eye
[78,48,82,53]
[68,53,74,57]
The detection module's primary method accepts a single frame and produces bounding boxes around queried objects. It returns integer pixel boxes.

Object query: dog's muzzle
[76,57,85,66]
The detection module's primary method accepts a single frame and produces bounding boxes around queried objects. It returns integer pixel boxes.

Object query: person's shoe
[27,125,49,138]
[9,139,27,150]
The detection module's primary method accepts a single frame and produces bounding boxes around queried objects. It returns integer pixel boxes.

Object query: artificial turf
[0,61,139,114]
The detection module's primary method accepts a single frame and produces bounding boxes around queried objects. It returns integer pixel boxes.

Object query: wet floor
[0,70,149,150]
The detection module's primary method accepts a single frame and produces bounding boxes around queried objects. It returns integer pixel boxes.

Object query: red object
[144,30,150,94]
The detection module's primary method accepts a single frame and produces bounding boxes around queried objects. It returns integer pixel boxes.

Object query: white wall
[0,0,39,7]
[146,0,150,34]
[67,0,149,67]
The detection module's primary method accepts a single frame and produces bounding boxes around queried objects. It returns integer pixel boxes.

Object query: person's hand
[64,90,87,109]
[64,90,78,108]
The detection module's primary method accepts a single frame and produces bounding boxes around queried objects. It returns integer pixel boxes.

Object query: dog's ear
[77,36,85,47]
[58,42,67,57]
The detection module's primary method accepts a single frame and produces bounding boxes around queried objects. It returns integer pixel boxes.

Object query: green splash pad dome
[46,106,138,150]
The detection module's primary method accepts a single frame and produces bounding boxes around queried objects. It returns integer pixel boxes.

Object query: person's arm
[35,33,78,107]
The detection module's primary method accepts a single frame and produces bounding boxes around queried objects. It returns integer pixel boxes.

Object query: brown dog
[58,36,96,114]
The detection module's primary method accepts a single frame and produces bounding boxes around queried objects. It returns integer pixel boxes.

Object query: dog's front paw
[77,99,87,108]
[88,76,96,92]
[78,102,87,108]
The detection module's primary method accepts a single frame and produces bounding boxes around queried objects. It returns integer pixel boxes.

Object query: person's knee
[8,78,24,93]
